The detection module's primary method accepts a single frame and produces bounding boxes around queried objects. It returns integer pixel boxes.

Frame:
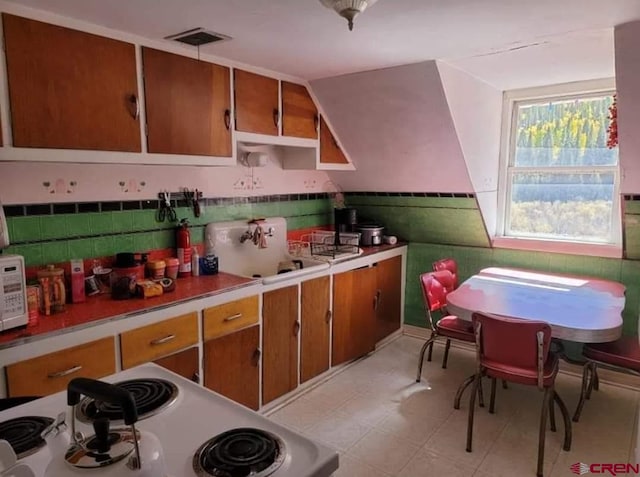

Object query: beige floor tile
[376,410,447,446]
[334,392,396,427]
[333,453,392,477]
[398,449,477,477]
[306,410,372,451]
[267,396,329,431]
[348,429,421,475]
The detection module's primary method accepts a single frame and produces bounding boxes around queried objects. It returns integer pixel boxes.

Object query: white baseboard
[403,325,640,391]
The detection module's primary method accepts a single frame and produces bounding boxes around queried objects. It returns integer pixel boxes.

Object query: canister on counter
[165,257,179,280]
[147,259,166,280]
[26,285,40,327]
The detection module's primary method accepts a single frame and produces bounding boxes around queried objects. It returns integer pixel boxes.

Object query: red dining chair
[416,270,476,379]
[572,336,640,422]
[432,258,459,289]
[466,312,571,477]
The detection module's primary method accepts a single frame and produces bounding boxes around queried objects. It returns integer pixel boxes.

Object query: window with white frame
[501,89,620,245]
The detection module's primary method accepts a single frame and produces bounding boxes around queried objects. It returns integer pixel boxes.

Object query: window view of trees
[507,94,618,243]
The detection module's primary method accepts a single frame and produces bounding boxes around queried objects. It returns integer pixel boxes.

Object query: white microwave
[0,254,28,331]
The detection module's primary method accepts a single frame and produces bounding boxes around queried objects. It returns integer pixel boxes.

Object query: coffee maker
[334,207,357,246]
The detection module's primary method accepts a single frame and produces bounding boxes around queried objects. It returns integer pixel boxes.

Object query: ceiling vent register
[165,28,232,46]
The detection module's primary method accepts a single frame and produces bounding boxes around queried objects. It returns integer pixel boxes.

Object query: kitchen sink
[205,217,329,284]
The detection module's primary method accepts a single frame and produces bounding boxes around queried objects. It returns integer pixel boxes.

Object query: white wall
[311,61,474,193]
[437,61,502,235]
[0,158,331,204]
[615,21,640,194]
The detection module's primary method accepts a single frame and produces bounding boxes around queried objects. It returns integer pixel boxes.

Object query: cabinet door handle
[224,109,231,130]
[373,290,381,311]
[224,313,243,322]
[150,334,175,346]
[48,365,82,378]
[293,320,301,336]
[273,108,280,128]
[325,310,332,323]
[191,372,200,383]
[252,348,261,367]
[128,94,140,120]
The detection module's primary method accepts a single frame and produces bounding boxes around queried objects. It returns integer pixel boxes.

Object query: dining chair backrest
[472,312,552,389]
[420,270,455,313]
[432,258,459,289]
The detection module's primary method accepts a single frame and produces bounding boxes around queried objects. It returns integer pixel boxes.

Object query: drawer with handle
[6,337,115,397]
[203,295,259,341]
[120,312,198,369]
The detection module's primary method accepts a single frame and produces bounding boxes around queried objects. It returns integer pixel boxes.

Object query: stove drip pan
[76,378,178,423]
[0,416,54,459]
[193,428,286,477]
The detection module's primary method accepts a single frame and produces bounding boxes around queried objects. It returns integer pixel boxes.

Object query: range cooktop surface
[0,364,338,477]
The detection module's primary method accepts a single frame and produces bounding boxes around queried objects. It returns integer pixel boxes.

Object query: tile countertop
[0,272,259,349]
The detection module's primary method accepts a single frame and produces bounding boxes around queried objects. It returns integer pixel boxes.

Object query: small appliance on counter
[356,224,385,246]
[36,265,66,316]
[333,207,357,234]
[110,253,145,300]
[0,254,28,332]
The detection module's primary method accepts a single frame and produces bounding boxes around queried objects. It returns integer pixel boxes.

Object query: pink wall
[311,61,474,193]
[615,21,640,194]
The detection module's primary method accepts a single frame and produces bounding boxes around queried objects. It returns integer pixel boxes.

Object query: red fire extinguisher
[176,219,192,278]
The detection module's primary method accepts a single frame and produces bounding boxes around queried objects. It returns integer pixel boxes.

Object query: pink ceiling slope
[311,61,474,193]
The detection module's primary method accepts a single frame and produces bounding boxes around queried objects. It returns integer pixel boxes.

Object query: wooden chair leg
[553,390,572,451]
[572,361,591,422]
[416,335,436,382]
[466,373,482,453]
[537,387,552,477]
[489,377,497,414]
[442,339,452,369]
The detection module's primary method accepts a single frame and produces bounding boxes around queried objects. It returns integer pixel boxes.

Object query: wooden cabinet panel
[376,256,403,342]
[204,325,260,410]
[3,14,140,151]
[203,296,259,341]
[234,69,279,136]
[320,116,349,164]
[153,346,199,383]
[282,82,318,139]
[142,48,231,156]
[300,276,330,383]
[120,312,198,369]
[6,337,115,397]
[262,285,299,404]
[333,266,377,366]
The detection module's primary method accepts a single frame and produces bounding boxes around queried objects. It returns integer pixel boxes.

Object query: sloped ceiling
[311,61,474,194]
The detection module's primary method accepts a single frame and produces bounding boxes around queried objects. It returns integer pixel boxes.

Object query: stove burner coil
[0,416,54,459]
[193,428,286,477]
[76,378,178,423]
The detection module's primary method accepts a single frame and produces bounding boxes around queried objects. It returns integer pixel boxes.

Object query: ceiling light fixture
[320,0,379,31]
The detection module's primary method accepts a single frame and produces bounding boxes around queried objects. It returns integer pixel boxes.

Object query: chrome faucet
[239,229,254,243]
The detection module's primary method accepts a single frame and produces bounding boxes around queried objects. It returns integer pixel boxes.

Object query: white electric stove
[0,363,338,477]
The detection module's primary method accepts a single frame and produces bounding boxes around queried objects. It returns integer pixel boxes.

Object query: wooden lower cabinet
[153,346,199,383]
[375,256,403,342]
[332,266,377,366]
[5,337,115,397]
[262,286,299,404]
[300,276,331,383]
[204,325,260,410]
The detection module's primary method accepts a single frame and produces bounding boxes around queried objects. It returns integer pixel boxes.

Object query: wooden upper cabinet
[142,48,231,157]
[2,14,141,151]
[320,116,349,164]
[234,69,279,136]
[282,82,318,139]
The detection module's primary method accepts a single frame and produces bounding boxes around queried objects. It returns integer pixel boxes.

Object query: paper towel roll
[383,235,398,245]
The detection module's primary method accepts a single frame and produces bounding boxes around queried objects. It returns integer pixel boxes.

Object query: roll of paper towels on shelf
[246,151,269,167]
[383,235,398,245]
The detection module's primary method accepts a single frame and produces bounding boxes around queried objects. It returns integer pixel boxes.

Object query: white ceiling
[6,0,640,88]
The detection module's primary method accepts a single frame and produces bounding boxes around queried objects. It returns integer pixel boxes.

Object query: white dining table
[446,267,626,343]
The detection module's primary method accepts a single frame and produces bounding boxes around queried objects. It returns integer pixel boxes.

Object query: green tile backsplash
[4,194,333,266]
